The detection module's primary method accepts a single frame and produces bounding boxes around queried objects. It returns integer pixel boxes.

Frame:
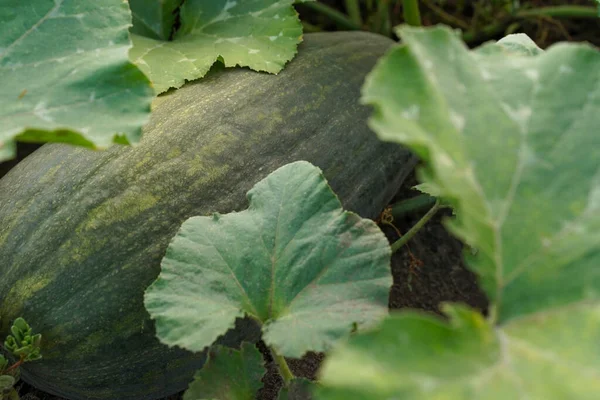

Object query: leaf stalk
[345,0,363,26]
[272,350,294,386]
[391,200,441,253]
[388,194,437,220]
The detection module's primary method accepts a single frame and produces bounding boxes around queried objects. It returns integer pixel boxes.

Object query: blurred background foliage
[297,0,600,47]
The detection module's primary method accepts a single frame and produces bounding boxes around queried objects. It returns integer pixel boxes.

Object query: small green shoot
[4,318,42,363]
[0,318,42,400]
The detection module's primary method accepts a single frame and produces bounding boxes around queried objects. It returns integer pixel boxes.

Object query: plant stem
[389,194,437,220]
[462,20,508,43]
[374,0,391,35]
[462,5,598,44]
[516,5,598,19]
[5,359,23,374]
[301,2,361,30]
[420,0,469,29]
[403,0,422,26]
[391,200,441,253]
[345,0,363,26]
[272,350,294,386]
[302,21,322,33]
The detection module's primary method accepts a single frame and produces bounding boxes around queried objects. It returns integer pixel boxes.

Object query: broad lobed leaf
[319,303,600,399]
[362,25,600,323]
[145,161,392,358]
[129,0,307,93]
[319,25,600,400]
[0,0,154,161]
[129,0,184,41]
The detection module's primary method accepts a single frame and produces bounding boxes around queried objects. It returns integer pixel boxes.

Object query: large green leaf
[183,342,265,400]
[279,378,313,400]
[129,0,307,93]
[363,26,600,323]
[145,161,392,358]
[318,25,600,400]
[129,0,184,40]
[0,0,153,161]
[319,304,600,400]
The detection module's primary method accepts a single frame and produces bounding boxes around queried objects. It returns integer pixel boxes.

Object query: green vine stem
[420,0,469,29]
[301,2,361,30]
[302,21,322,33]
[388,194,437,220]
[345,0,363,26]
[516,5,598,19]
[272,350,294,386]
[463,5,598,43]
[403,0,422,26]
[391,200,441,253]
[373,0,391,35]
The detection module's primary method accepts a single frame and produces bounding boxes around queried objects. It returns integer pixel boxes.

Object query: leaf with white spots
[363,25,600,323]
[0,0,154,162]
[144,161,392,358]
[319,24,600,400]
[319,303,600,400]
[129,0,308,93]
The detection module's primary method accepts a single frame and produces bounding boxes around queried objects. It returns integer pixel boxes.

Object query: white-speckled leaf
[144,161,392,358]
[0,0,154,161]
[319,303,600,400]
[129,0,306,93]
[362,26,600,323]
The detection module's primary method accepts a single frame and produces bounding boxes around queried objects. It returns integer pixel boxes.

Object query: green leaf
[5,318,42,362]
[183,342,265,400]
[484,33,543,56]
[129,0,184,41]
[129,0,305,93]
[362,25,600,323]
[278,378,313,400]
[0,0,154,162]
[0,375,14,393]
[319,303,600,399]
[320,24,600,400]
[145,161,392,357]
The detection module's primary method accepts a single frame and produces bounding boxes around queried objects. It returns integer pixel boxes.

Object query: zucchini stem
[345,0,363,26]
[391,200,441,253]
[272,349,294,386]
[388,194,437,220]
